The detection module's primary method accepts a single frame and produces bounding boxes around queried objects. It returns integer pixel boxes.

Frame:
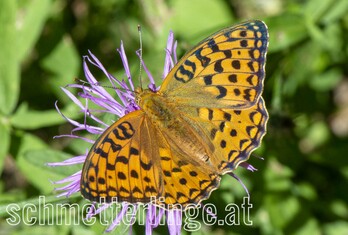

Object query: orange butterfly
[80,20,269,209]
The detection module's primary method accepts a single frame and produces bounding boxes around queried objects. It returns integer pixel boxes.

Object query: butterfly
[80,20,269,209]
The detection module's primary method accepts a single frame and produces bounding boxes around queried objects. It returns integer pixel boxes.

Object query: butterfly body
[80,20,269,209]
[137,89,212,166]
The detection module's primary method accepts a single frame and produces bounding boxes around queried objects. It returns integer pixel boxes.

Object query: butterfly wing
[80,110,164,203]
[160,20,268,109]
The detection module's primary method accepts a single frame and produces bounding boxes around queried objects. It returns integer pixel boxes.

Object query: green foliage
[0,0,348,234]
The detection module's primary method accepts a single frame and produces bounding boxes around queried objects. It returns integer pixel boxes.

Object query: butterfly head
[135,87,157,107]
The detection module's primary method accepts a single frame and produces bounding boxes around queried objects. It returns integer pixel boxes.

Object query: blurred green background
[1,0,348,234]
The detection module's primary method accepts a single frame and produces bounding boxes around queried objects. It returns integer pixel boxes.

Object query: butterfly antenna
[74,77,136,94]
[74,78,98,86]
[138,25,143,91]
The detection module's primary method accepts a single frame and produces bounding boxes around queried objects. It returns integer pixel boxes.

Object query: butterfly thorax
[136,89,173,124]
[136,88,211,164]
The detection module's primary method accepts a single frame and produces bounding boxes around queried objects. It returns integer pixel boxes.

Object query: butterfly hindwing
[175,98,268,174]
[200,98,268,172]
[160,20,268,109]
[155,129,220,207]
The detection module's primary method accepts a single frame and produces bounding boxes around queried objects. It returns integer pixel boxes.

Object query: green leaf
[168,0,234,40]
[10,102,76,130]
[340,166,348,181]
[264,158,293,191]
[266,14,308,52]
[270,71,283,113]
[0,119,11,174]
[0,223,66,235]
[323,221,348,235]
[293,183,317,201]
[304,0,333,22]
[15,133,78,194]
[72,225,99,235]
[16,132,47,158]
[17,0,52,61]
[18,148,81,194]
[321,0,348,24]
[309,69,342,91]
[0,0,52,115]
[41,37,80,104]
[0,0,20,115]
[68,138,94,157]
[32,149,82,176]
[281,41,324,96]
[265,195,301,229]
[300,121,330,152]
[293,218,321,235]
[322,23,344,61]
[330,200,348,218]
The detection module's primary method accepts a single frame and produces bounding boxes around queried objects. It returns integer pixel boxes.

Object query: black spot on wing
[114,121,135,140]
[204,75,213,85]
[103,137,122,152]
[106,163,115,170]
[240,30,247,37]
[130,170,139,178]
[130,147,139,156]
[223,50,232,58]
[229,74,237,83]
[224,112,231,121]
[232,60,241,70]
[94,148,108,158]
[116,156,129,164]
[132,186,143,194]
[117,172,127,180]
[208,39,219,52]
[240,40,248,47]
[140,160,152,170]
[175,61,195,83]
[216,86,227,99]
[219,121,226,132]
[195,48,211,67]
[214,60,223,73]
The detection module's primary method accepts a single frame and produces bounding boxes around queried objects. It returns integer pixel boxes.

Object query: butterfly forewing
[160,20,268,109]
[81,110,163,203]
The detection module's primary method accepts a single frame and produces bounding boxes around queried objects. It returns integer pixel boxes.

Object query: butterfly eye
[135,96,141,105]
